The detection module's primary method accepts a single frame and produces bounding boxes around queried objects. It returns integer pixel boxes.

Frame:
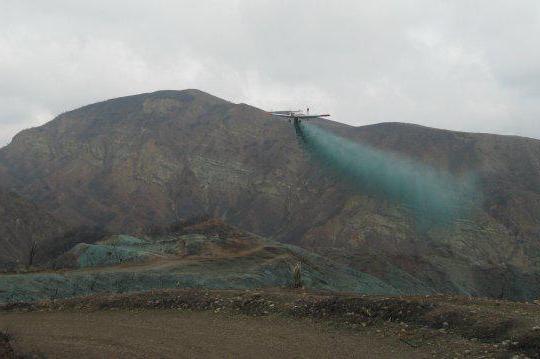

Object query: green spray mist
[295,122,477,228]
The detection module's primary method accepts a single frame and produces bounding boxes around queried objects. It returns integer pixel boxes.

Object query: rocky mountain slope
[1,89,540,299]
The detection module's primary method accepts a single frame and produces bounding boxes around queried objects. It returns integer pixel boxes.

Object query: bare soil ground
[1,310,430,358]
[1,288,540,358]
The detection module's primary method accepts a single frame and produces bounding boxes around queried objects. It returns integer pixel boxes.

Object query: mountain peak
[60,89,233,119]
[136,89,232,107]
[5,89,240,144]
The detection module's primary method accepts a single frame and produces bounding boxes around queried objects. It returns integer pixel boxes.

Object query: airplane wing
[269,111,330,120]
[298,114,331,119]
[270,113,296,118]
[270,110,301,114]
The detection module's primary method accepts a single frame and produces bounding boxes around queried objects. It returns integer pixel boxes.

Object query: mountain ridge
[355,121,540,141]
[1,89,540,299]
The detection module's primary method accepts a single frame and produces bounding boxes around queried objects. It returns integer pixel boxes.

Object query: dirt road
[1,310,431,358]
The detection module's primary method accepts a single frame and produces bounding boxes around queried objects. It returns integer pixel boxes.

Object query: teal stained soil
[0,234,399,303]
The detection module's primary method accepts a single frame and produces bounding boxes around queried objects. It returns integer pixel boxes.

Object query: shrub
[291,262,303,289]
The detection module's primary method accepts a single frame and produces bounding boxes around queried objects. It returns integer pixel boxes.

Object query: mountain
[1,89,540,299]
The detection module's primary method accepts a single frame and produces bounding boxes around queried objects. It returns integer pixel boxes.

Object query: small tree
[27,240,38,268]
[291,262,303,289]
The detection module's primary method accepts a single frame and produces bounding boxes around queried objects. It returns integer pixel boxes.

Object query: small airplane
[270,108,330,124]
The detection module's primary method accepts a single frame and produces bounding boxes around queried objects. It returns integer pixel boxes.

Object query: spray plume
[295,122,478,228]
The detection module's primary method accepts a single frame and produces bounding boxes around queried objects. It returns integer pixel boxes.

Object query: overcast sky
[1,1,540,145]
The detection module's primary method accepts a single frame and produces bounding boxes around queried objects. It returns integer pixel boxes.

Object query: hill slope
[1,89,540,299]
[0,219,396,303]
[0,188,65,270]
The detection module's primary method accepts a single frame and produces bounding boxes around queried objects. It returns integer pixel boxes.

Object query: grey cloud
[1,0,540,146]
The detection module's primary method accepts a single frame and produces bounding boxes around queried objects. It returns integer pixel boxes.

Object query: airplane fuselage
[269,110,331,123]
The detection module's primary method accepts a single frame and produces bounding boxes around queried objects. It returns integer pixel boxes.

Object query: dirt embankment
[2,289,540,358]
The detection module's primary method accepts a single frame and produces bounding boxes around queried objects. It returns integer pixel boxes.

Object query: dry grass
[0,329,16,358]
[291,263,303,289]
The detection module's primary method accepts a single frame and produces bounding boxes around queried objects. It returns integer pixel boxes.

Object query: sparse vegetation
[291,262,303,289]
[26,240,38,268]
[0,329,16,358]
[0,329,12,342]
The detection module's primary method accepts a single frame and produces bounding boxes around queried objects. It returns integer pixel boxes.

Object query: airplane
[269,107,330,124]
